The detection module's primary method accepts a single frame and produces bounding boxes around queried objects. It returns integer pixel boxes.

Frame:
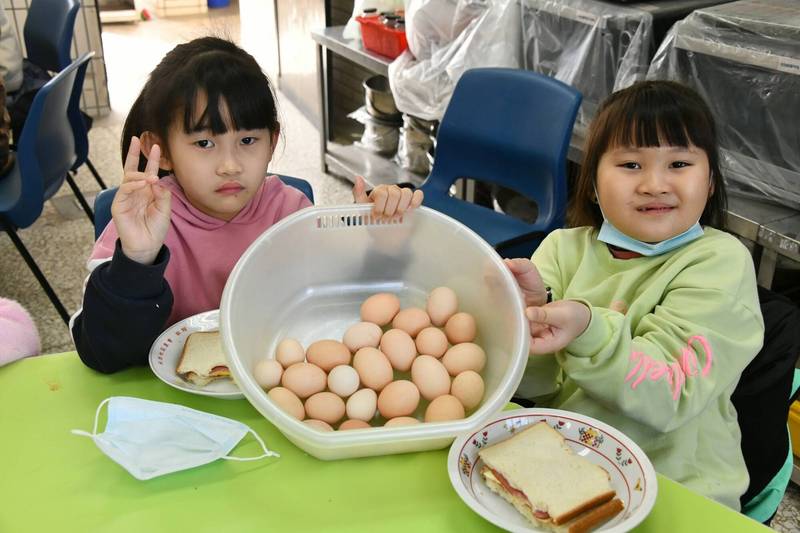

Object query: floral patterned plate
[148,310,243,399]
[447,408,657,533]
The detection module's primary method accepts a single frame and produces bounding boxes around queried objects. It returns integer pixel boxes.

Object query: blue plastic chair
[24,0,107,190]
[93,175,315,239]
[0,52,96,324]
[419,68,581,259]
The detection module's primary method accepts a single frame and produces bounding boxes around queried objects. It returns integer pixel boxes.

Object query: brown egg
[384,416,421,427]
[306,339,351,372]
[267,387,305,420]
[346,388,378,421]
[411,355,451,401]
[360,293,401,326]
[451,370,485,410]
[425,394,465,422]
[281,362,327,399]
[391,307,432,337]
[380,329,417,372]
[253,359,283,390]
[442,343,486,376]
[275,338,305,368]
[342,322,383,352]
[377,380,420,419]
[304,392,346,425]
[427,287,458,327]
[304,419,334,432]
[352,347,394,392]
[444,312,477,344]
[415,327,449,358]
[339,419,372,431]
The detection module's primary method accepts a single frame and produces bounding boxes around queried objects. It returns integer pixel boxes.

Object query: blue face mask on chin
[597,219,704,256]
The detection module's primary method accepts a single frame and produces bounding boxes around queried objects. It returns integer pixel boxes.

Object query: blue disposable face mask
[593,184,705,256]
[72,397,279,480]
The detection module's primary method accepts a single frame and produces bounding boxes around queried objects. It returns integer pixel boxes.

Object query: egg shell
[380,329,417,372]
[306,339,351,372]
[451,370,485,410]
[304,392,346,425]
[377,380,420,419]
[444,312,477,344]
[275,338,305,368]
[342,322,383,352]
[268,387,305,420]
[426,287,458,327]
[352,347,394,392]
[391,307,432,338]
[304,419,334,432]
[425,394,465,422]
[327,365,360,398]
[253,359,284,390]
[346,388,378,421]
[442,342,486,376]
[384,416,421,427]
[411,355,452,401]
[339,419,372,431]
[360,293,401,326]
[415,327,449,358]
[281,362,327,399]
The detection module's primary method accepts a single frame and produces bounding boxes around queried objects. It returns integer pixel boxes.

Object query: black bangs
[174,51,277,135]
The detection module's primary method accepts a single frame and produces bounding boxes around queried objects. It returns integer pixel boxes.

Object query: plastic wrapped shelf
[521,0,654,134]
[649,0,800,210]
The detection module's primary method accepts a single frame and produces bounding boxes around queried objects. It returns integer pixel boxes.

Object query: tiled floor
[0,3,797,530]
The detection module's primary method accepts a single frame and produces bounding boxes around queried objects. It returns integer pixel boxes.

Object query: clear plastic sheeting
[521,0,653,133]
[388,0,522,121]
[395,114,436,175]
[348,106,400,156]
[648,0,800,209]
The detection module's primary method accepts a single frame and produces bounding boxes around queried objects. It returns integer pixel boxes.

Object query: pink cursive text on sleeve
[624,335,713,400]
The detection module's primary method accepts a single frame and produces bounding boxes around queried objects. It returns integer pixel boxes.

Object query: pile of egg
[252,287,487,431]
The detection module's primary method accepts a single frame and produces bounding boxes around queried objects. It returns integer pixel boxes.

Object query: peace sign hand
[112,136,172,265]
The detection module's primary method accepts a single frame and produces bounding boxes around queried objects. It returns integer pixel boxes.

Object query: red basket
[356,16,408,59]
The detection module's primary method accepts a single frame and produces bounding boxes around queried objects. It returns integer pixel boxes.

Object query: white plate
[448,408,657,533]
[149,310,243,399]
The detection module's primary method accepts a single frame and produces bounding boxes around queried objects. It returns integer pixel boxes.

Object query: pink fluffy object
[0,297,41,365]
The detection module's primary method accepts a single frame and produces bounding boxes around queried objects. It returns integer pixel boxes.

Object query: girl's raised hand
[505,258,548,307]
[352,176,424,218]
[112,136,172,265]
[526,300,591,355]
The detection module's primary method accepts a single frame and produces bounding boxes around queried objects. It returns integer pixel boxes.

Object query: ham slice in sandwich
[176,331,230,386]
[478,421,624,533]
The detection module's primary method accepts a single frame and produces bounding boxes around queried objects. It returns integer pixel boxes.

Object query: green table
[0,353,771,532]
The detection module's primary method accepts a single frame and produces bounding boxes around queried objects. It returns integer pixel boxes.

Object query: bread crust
[552,490,616,525]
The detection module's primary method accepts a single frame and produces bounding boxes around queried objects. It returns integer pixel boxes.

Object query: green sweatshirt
[518,227,764,511]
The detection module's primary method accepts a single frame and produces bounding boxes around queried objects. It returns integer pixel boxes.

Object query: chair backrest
[422,68,581,228]
[94,175,315,239]
[23,0,80,73]
[7,52,94,229]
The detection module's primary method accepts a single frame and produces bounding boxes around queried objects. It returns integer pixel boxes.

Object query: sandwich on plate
[478,421,624,533]
[176,331,230,386]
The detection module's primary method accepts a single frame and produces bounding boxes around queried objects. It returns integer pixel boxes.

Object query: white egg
[328,365,360,398]
[253,359,283,390]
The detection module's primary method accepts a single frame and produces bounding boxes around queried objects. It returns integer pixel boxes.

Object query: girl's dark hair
[568,80,727,230]
[121,37,280,173]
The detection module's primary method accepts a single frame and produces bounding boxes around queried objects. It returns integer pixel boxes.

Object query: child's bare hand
[352,176,423,218]
[526,300,591,355]
[112,136,172,265]
[505,258,548,307]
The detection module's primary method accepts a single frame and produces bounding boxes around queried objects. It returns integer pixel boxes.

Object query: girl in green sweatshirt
[507,81,764,511]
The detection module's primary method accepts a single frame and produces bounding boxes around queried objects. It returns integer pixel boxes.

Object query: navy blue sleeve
[72,240,173,374]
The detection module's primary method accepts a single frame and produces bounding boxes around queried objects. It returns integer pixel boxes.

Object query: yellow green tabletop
[0,352,771,532]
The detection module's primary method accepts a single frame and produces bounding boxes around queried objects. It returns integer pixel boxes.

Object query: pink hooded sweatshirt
[89,174,312,326]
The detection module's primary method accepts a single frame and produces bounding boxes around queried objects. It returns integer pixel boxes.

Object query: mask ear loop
[222,428,280,461]
[71,397,112,439]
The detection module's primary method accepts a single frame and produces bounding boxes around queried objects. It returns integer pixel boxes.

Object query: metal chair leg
[1,217,70,325]
[85,158,107,190]
[64,173,95,224]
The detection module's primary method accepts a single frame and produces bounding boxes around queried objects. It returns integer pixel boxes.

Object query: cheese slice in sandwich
[176,331,230,386]
[478,421,624,533]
